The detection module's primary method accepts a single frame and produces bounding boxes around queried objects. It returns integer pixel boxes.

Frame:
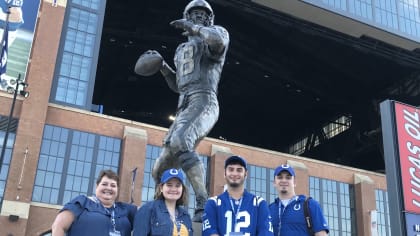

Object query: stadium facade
[2,0,420,235]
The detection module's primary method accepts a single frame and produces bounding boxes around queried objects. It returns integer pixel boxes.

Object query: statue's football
[134,50,163,76]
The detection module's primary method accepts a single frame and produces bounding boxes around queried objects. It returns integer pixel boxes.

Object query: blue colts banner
[0,0,41,93]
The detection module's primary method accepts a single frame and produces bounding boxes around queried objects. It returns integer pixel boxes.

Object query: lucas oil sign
[380,100,420,236]
[394,102,420,213]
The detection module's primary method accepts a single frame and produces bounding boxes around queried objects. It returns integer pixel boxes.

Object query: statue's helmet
[183,0,214,26]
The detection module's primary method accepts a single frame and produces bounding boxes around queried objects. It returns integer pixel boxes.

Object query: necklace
[169,209,178,222]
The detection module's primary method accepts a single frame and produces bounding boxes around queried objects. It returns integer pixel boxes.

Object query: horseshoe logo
[170,169,179,175]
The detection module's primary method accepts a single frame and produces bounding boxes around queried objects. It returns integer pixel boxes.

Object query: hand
[170,19,200,36]
[145,50,162,58]
[146,50,165,67]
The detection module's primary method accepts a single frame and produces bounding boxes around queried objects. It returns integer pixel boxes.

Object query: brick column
[354,173,375,236]
[208,144,232,196]
[0,3,66,236]
[193,145,232,236]
[287,160,309,196]
[119,126,147,206]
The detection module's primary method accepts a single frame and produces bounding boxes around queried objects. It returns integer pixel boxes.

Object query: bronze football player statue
[135,0,229,222]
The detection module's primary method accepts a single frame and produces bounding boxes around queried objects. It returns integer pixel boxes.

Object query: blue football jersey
[202,190,274,236]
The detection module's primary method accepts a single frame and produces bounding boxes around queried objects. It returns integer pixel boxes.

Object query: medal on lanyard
[175,220,182,236]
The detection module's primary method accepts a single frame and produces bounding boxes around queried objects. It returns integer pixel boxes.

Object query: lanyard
[89,196,117,231]
[173,209,181,236]
[229,197,243,229]
[111,209,117,231]
[278,204,284,236]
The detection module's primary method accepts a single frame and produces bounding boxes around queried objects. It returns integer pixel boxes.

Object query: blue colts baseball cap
[160,168,185,184]
[274,164,295,177]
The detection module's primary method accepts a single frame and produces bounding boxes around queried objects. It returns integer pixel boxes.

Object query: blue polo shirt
[269,195,329,236]
[61,195,137,236]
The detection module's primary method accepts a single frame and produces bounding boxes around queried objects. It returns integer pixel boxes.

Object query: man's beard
[226,177,244,188]
[228,182,241,188]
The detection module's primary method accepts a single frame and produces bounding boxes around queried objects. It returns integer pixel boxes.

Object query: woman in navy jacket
[133,168,193,236]
[51,170,137,236]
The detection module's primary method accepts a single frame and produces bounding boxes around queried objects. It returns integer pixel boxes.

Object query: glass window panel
[50,189,59,204]
[97,150,104,163]
[50,141,59,156]
[32,186,42,201]
[65,175,73,190]
[47,158,56,171]
[35,170,45,185]
[77,146,86,160]
[73,176,82,191]
[75,161,83,176]
[41,188,52,202]
[38,155,48,170]
[58,142,66,157]
[375,189,391,235]
[63,191,71,204]
[77,132,85,144]
[104,152,112,165]
[52,128,62,141]
[112,153,119,166]
[53,173,61,188]
[99,137,105,149]
[83,163,91,177]
[309,176,354,235]
[32,125,121,205]
[52,0,103,108]
[40,140,51,155]
[87,134,95,147]
[303,0,420,42]
[43,126,53,138]
[45,172,54,186]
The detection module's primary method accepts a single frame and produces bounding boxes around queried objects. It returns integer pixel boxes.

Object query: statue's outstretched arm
[170,19,229,55]
[194,25,228,55]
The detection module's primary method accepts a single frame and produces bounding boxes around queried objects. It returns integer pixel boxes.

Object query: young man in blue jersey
[269,164,329,236]
[202,155,274,236]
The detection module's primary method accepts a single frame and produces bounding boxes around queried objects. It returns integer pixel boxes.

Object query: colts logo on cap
[281,164,291,169]
[170,169,179,175]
